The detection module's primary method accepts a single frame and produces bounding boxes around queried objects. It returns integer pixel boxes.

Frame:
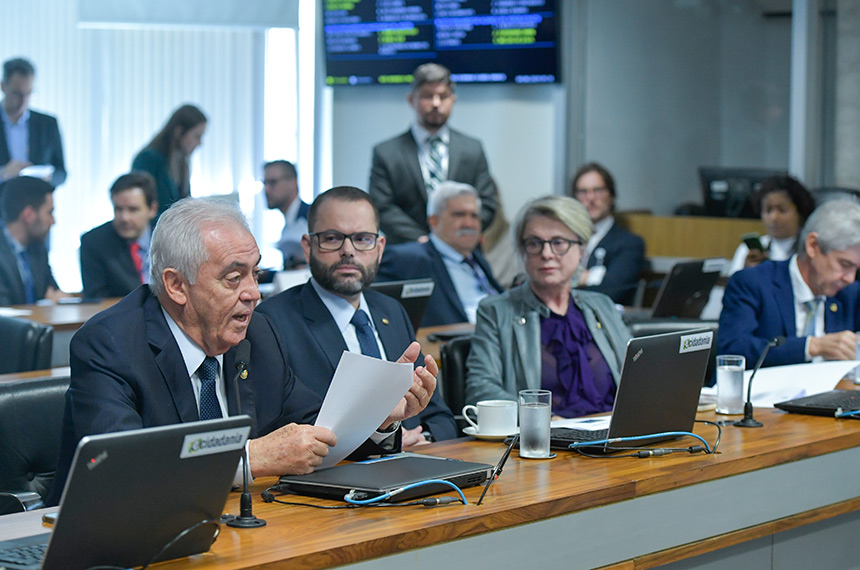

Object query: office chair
[439,335,472,433]
[0,316,53,374]
[0,374,69,514]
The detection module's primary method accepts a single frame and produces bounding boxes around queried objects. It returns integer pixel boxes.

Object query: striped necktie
[425,135,445,193]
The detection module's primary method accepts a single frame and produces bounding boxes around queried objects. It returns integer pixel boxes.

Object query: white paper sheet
[0,307,32,316]
[314,351,413,469]
[551,415,611,431]
[700,360,859,408]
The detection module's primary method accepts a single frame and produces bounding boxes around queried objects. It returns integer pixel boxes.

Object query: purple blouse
[540,300,616,417]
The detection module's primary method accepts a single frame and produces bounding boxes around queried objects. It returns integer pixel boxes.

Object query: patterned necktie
[351,309,382,359]
[129,242,144,283]
[18,250,36,304]
[198,356,223,420]
[803,299,821,337]
[425,135,445,193]
[463,256,495,295]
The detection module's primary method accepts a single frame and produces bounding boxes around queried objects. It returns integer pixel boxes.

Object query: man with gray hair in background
[49,197,438,505]
[369,62,498,244]
[377,181,502,327]
[717,198,860,368]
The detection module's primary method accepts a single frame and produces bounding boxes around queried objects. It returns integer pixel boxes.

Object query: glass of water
[518,389,552,458]
[716,355,745,415]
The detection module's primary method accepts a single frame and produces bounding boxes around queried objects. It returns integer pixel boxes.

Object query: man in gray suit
[0,58,66,187]
[369,63,497,244]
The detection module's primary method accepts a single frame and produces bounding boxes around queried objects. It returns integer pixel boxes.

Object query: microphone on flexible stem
[734,336,784,428]
[225,339,266,528]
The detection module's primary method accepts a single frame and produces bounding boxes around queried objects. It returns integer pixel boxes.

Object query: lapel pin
[240,370,248,379]
[518,317,526,325]
[382,318,389,325]
[830,303,837,313]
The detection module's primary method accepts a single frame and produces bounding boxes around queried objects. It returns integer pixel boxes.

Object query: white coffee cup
[461,400,518,436]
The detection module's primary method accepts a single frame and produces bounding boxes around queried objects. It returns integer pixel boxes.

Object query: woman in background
[132,104,207,221]
[728,175,816,275]
[465,195,630,417]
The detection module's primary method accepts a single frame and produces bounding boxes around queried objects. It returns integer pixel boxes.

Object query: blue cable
[343,479,468,505]
[835,408,860,419]
[567,431,713,454]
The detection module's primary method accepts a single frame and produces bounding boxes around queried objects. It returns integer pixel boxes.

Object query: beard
[310,254,379,297]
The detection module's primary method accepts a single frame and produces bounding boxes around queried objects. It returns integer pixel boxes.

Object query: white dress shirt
[788,254,824,361]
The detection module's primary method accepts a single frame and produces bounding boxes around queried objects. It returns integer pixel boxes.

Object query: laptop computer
[370,278,435,331]
[0,416,251,570]
[279,453,493,503]
[549,328,715,453]
[774,389,860,417]
[624,259,724,322]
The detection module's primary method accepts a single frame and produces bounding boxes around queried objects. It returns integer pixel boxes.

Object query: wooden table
[4,406,860,569]
[4,299,119,366]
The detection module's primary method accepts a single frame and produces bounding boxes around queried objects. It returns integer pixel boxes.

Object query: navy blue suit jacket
[377,239,502,327]
[0,110,66,187]
[49,286,391,505]
[0,227,58,305]
[256,282,457,441]
[79,221,142,298]
[582,222,647,306]
[717,259,860,367]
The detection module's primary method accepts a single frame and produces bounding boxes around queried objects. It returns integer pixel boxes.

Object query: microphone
[734,336,784,428]
[225,339,266,529]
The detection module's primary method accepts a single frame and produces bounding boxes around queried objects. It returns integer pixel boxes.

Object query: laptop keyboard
[550,427,609,444]
[0,541,47,568]
[797,391,860,410]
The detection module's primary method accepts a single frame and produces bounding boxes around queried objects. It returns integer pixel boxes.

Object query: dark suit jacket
[369,128,498,243]
[0,110,66,187]
[717,259,860,367]
[377,239,502,327]
[582,222,647,306]
[80,221,143,298]
[0,227,58,305]
[256,283,458,441]
[49,286,393,505]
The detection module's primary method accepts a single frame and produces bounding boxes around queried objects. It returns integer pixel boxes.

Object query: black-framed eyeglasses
[522,237,582,256]
[310,231,379,252]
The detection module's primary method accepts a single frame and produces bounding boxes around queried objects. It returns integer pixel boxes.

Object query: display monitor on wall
[323,0,560,86]
[698,166,788,218]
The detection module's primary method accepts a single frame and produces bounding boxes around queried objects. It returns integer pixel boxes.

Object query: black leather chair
[439,335,472,433]
[0,316,53,374]
[0,374,69,514]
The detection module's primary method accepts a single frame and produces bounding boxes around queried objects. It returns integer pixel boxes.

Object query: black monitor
[322,0,560,86]
[370,278,435,332]
[698,167,787,218]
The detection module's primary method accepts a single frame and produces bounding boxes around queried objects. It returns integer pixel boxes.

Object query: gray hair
[411,63,454,92]
[512,195,594,256]
[149,197,250,298]
[426,181,481,217]
[798,198,860,258]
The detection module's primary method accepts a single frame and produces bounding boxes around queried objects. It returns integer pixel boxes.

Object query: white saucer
[462,426,517,441]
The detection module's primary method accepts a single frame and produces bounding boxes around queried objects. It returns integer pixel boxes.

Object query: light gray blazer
[464,283,630,405]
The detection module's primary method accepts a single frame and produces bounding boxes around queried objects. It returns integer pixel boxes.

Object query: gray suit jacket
[369,128,497,243]
[465,284,630,405]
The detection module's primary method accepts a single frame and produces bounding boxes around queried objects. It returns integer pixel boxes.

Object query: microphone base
[225,515,267,528]
[733,417,763,428]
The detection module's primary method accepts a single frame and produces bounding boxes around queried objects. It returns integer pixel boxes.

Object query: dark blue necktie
[18,250,36,304]
[351,309,382,359]
[463,256,496,295]
[198,356,222,420]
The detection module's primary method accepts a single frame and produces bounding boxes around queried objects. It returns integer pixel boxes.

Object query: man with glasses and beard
[377,181,502,327]
[257,186,457,446]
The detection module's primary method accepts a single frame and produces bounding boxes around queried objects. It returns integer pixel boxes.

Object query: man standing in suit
[369,63,497,244]
[0,176,67,304]
[80,172,158,298]
[264,160,310,269]
[571,162,646,306]
[50,197,438,504]
[0,58,66,187]
[377,181,502,327]
[718,198,860,368]
[257,186,457,446]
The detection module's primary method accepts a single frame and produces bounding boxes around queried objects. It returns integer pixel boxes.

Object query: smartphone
[741,232,764,252]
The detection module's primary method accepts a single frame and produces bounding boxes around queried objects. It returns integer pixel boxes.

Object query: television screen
[323,0,560,86]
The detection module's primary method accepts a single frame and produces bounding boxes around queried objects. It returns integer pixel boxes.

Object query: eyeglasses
[522,237,582,256]
[574,187,609,198]
[310,231,379,252]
